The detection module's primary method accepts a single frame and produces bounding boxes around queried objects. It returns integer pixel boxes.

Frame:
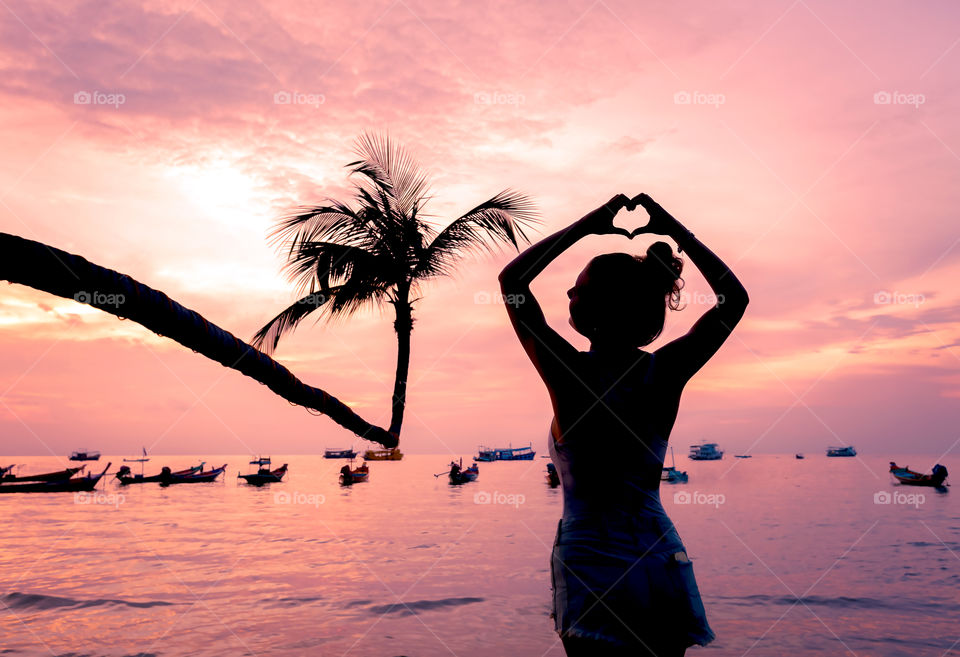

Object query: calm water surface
[0,453,956,656]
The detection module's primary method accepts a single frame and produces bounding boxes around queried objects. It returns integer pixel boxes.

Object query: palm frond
[348,132,431,216]
[415,189,538,279]
[282,241,383,296]
[270,202,372,256]
[251,288,341,355]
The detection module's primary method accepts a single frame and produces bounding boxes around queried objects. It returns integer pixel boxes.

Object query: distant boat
[339,461,369,485]
[69,449,101,462]
[688,442,723,461]
[826,446,857,457]
[2,465,85,483]
[795,453,805,460]
[324,448,358,459]
[363,447,403,461]
[546,462,560,487]
[0,464,14,477]
[0,463,111,494]
[447,458,478,485]
[239,462,288,485]
[249,455,272,466]
[474,443,536,461]
[889,462,949,488]
[662,447,689,483]
[116,463,203,485]
[160,463,227,485]
[734,454,752,459]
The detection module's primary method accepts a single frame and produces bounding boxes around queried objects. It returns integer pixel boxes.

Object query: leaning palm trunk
[0,233,398,447]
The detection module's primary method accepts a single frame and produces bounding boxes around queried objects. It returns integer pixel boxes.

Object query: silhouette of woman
[499,193,748,656]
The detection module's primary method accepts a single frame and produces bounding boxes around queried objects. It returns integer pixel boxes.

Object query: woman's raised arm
[633,193,749,384]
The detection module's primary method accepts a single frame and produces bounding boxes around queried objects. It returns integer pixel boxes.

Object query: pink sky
[1,0,958,457]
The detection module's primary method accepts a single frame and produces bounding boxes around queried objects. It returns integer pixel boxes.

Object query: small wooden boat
[239,463,288,485]
[889,462,949,487]
[324,448,358,459]
[160,463,227,485]
[69,449,101,461]
[474,443,535,461]
[795,453,805,459]
[249,455,272,466]
[363,447,403,461]
[2,465,85,483]
[338,461,369,485]
[447,459,478,485]
[0,463,111,494]
[0,464,15,476]
[734,454,752,459]
[115,463,203,485]
[546,462,560,487]
[826,446,856,457]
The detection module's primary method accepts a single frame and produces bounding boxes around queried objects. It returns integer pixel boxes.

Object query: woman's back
[550,349,674,520]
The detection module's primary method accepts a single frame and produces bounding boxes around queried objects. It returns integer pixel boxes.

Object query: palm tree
[252,132,537,437]
[0,232,399,446]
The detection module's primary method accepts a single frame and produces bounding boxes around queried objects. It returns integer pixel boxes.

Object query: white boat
[826,446,856,457]
[688,442,724,461]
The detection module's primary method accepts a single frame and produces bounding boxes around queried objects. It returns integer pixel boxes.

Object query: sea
[0,453,956,657]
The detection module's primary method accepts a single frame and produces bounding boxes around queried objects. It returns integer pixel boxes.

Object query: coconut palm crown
[252,132,537,437]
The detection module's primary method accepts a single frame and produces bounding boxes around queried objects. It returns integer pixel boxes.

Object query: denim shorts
[550,514,715,648]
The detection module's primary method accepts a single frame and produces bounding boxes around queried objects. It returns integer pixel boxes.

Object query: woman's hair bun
[642,241,684,308]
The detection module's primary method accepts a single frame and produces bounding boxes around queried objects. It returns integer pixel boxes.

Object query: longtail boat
[447,459,478,485]
[339,461,369,485]
[160,463,227,485]
[889,462,949,487]
[1,466,85,483]
[325,448,358,459]
[115,463,203,485]
[239,463,288,485]
[0,464,14,476]
[363,447,403,461]
[0,463,111,494]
